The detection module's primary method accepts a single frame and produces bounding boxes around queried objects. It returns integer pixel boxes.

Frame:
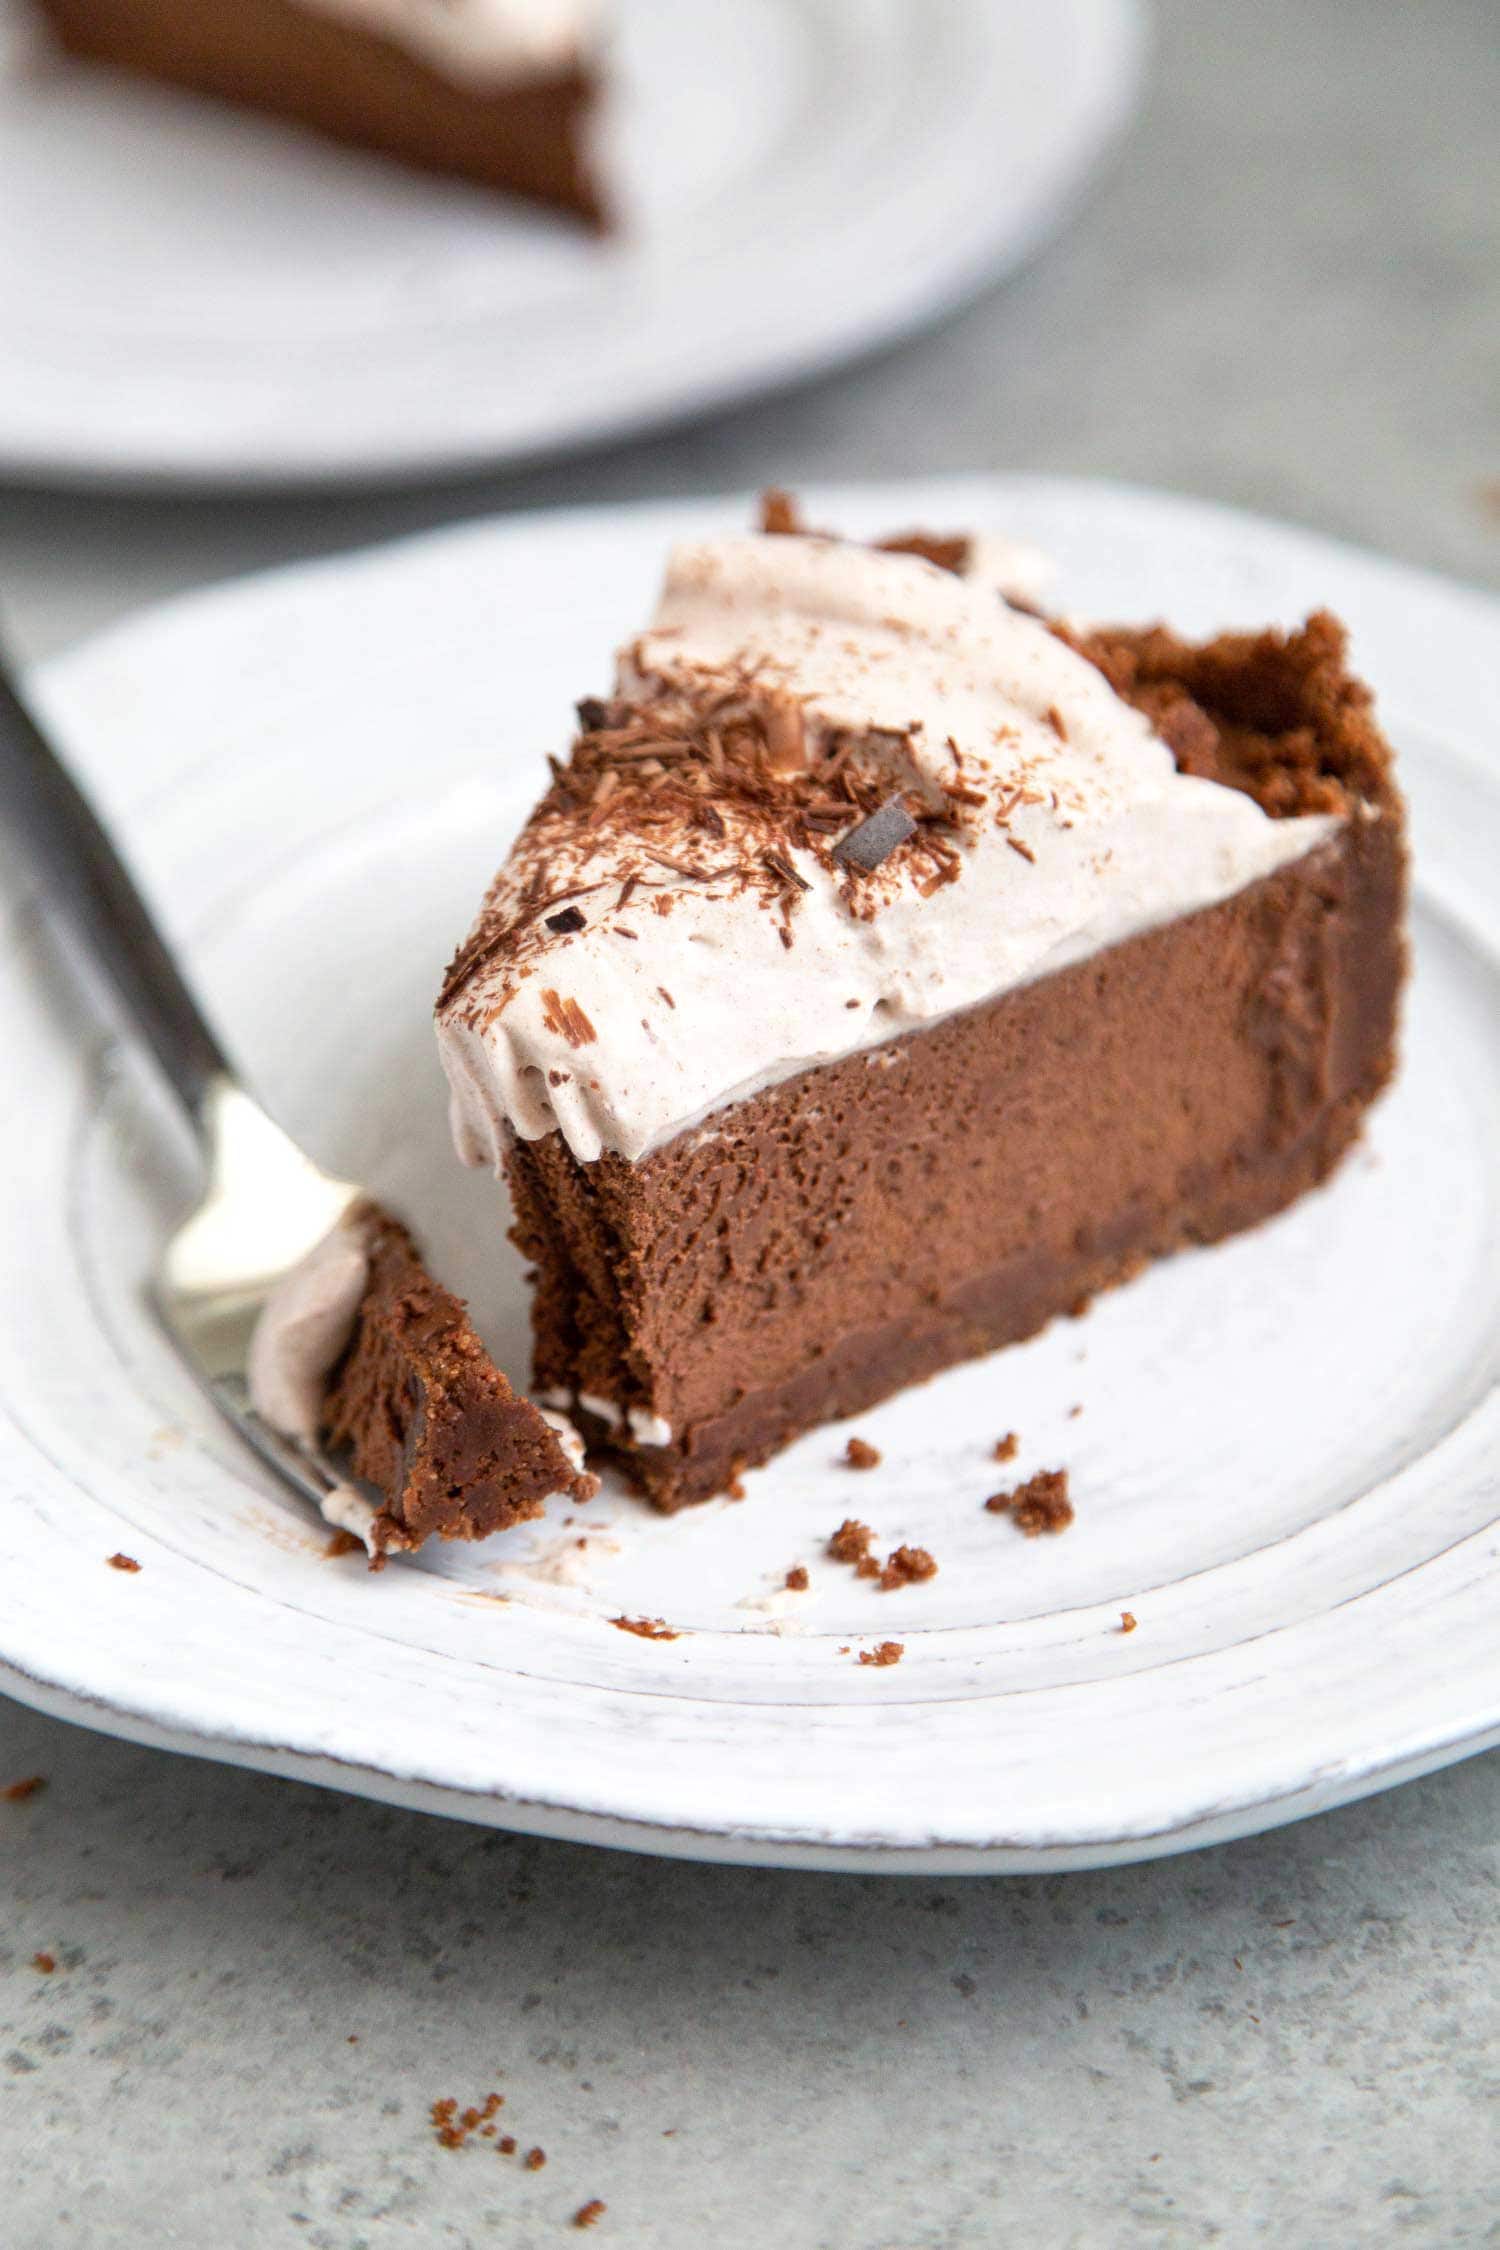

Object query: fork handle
[0,649,231,1132]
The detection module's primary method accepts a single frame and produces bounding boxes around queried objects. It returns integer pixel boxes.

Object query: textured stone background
[3,1,1499,2243]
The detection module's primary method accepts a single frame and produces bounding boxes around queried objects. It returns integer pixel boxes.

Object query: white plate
[0,0,1141,486]
[3,476,1499,1872]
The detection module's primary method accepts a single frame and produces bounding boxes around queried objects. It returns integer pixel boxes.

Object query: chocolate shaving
[761,846,810,893]
[876,530,972,575]
[545,905,587,935]
[832,795,918,873]
[539,989,597,1048]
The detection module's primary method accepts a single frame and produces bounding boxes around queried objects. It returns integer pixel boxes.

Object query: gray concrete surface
[3,1,1499,2243]
[4,1704,1500,2250]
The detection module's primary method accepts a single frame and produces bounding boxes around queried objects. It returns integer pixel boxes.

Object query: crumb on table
[858,1640,904,1668]
[1120,1610,1138,1634]
[843,1436,881,1470]
[574,2201,607,2230]
[993,1432,1019,1463]
[785,1564,810,1591]
[430,2093,502,2150]
[2,1776,45,1803]
[106,1553,141,1573]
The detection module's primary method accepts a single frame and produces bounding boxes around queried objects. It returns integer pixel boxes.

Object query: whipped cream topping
[248,1212,373,1448]
[438,535,1341,1168]
[293,0,600,85]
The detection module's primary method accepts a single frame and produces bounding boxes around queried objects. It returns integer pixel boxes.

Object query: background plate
[2,476,1499,1871]
[0,0,1142,485]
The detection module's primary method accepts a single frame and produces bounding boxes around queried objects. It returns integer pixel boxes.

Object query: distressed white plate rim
[2,475,1499,1873]
[0,0,1143,486]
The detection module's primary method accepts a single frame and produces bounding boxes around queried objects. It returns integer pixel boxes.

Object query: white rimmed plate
[3,476,1499,1871]
[0,0,1142,486]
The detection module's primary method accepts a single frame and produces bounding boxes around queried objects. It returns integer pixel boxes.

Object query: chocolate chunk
[762,846,810,893]
[832,795,918,873]
[576,697,611,732]
[545,905,588,935]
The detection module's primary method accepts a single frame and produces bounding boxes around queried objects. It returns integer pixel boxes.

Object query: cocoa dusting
[986,1469,1073,1535]
[858,1641,904,1668]
[843,1437,881,1470]
[612,1615,681,1641]
[107,1553,141,1573]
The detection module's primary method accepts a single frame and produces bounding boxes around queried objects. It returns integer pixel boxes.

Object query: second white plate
[0,0,1142,484]
[2,476,1499,1871]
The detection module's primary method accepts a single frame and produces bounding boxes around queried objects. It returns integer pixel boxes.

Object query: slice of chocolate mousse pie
[436,499,1406,1510]
[31,0,609,226]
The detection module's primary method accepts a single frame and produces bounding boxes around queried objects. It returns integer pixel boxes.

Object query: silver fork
[0,643,365,1524]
